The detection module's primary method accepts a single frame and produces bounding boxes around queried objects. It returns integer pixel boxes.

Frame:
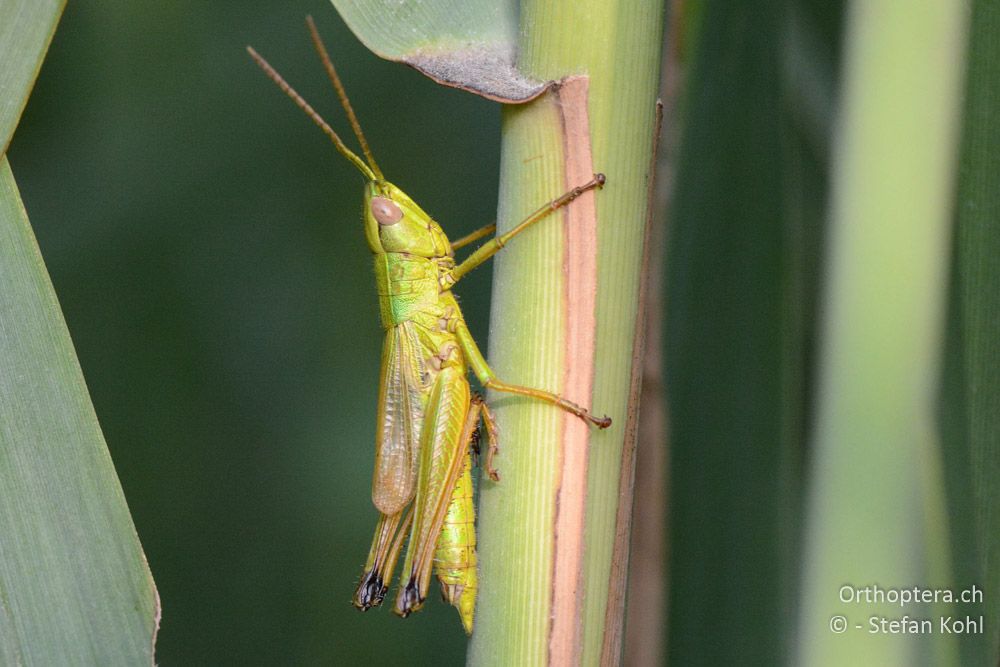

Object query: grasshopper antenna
[246,45,376,181]
[305,16,384,181]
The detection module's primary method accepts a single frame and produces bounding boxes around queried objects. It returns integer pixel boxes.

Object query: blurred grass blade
[664,2,841,662]
[328,0,546,101]
[0,0,65,155]
[0,157,159,664]
[1,3,159,662]
[939,1,1000,664]
[797,2,967,665]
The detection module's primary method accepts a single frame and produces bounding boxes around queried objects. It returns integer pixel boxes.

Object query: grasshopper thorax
[364,181,452,259]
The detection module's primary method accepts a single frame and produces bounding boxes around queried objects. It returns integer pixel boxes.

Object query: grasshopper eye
[371,197,403,226]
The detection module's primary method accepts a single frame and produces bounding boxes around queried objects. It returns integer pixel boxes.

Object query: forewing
[372,323,425,514]
[393,366,473,615]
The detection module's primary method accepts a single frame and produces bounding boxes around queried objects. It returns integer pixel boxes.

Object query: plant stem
[467,0,665,664]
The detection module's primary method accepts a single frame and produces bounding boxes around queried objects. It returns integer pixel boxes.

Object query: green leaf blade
[328,0,546,102]
[0,0,66,154]
[940,1,1000,665]
[0,157,158,663]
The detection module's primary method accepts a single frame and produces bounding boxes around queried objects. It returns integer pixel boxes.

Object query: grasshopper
[248,17,611,634]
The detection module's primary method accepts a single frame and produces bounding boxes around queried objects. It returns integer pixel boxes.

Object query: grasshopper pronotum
[248,17,611,634]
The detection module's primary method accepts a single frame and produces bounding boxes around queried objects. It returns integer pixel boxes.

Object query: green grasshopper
[248,17,611,634]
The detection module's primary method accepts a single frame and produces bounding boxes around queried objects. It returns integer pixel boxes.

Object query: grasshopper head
[248,21,451,258]
[364,181,450,258]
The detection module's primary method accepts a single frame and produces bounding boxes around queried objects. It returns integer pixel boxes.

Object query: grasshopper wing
[372,322,426,515]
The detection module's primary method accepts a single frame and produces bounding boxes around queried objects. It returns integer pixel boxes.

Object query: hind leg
[393,368,473,617]
[353,507,413,610]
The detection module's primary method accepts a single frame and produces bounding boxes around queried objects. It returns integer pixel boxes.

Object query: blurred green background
[664,2,843,664]
[9,0,500,663]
